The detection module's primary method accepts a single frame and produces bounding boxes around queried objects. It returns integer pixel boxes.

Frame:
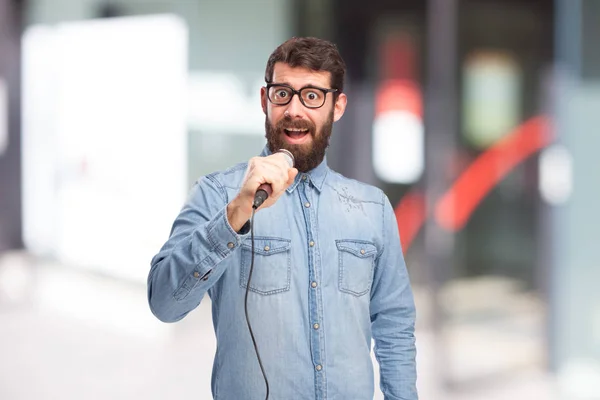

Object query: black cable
[244,206,270,400]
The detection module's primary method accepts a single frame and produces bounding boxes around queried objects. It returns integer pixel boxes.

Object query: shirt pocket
[240,236,291,295]
[336,239,377,297]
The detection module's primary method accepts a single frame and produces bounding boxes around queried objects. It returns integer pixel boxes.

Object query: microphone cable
[244,205,270,400]
[244,149,293,400]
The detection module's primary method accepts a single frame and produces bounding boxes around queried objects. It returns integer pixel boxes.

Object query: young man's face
[261,62,347,172]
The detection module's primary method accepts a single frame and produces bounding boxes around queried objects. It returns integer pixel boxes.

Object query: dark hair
[265,37,346,94]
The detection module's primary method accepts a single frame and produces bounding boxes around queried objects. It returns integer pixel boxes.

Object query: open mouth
[283,128,309,138]
[283,127,311,144]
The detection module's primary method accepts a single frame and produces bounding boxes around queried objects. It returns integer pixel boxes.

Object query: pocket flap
[335,240,377,258]
[242,237,291,255]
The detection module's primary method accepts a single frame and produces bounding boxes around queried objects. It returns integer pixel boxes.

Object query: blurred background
[0,0,599,399]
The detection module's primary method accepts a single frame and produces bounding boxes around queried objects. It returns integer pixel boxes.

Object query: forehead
[271,62,331,88]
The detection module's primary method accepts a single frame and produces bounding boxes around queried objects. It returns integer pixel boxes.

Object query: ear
[260,86,268,115]
[333,93,347,122]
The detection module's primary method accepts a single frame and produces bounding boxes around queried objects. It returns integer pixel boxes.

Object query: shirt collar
[260,145,328,193]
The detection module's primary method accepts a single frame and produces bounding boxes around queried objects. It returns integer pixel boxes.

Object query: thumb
[287,168,299,185]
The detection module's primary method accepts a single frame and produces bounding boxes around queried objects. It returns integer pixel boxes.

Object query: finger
[270,168,299,203]
[270,155,295,190]
[247,159,279,185]
[244,169,285,201]
[257,158,290,185]
[265,152,294,172]
[286,168,299,186]
[259,162,288,188]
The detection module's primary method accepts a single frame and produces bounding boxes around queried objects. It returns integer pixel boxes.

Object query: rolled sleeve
[206,205,248,258]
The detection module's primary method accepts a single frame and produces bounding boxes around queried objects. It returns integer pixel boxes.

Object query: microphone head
[276,149,295,168]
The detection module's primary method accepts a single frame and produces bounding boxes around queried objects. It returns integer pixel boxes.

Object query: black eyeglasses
[266,83,338,109]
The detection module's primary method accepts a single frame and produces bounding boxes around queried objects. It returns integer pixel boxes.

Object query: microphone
[253,149,295,209]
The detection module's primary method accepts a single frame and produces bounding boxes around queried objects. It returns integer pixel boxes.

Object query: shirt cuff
[206,206,249,257]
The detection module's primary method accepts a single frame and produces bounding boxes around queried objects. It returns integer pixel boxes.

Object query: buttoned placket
[299,176,327,399]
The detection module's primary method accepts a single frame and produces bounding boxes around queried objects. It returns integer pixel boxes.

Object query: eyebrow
[271,82,330,90]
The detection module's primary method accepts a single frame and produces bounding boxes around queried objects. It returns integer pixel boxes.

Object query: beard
[265,110,334,173]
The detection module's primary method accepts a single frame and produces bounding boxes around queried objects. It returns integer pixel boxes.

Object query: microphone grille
[277,149,295,168]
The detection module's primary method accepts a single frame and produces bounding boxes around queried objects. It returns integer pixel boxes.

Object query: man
[148,37,417,400]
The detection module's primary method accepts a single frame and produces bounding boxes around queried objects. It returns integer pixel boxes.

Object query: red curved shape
[395,190,426,252]
[435,116,553,231]
[394,115,553,251]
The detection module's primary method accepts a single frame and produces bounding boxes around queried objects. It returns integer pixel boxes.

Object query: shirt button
[360,249,365,255]
[315,365,322,371]
[264,245,270,251]
[227,242,234,249]
[302,175,307,180]
[309,241,315,247]
[311,281,318,288]
[313,323,320,330]
[304,202,311,208]
[193,272,200,278]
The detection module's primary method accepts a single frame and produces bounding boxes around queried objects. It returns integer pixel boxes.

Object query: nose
[284,92,305,119]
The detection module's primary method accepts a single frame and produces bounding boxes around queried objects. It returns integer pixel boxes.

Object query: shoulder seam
[204,174,228,203]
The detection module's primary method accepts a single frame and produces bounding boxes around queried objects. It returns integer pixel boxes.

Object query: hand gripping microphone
[252,149,295,209]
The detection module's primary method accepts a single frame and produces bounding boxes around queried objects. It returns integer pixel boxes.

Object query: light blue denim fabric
[148,146,417,400]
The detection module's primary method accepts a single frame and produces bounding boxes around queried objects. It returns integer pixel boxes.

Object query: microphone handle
[253,183,272,209]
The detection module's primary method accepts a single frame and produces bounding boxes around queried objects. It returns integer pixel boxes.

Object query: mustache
[276,117,315,132]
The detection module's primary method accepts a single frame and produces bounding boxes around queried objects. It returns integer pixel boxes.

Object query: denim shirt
[148,147,417,400]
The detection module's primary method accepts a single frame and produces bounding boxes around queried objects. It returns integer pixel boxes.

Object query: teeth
[285,128,308,132]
